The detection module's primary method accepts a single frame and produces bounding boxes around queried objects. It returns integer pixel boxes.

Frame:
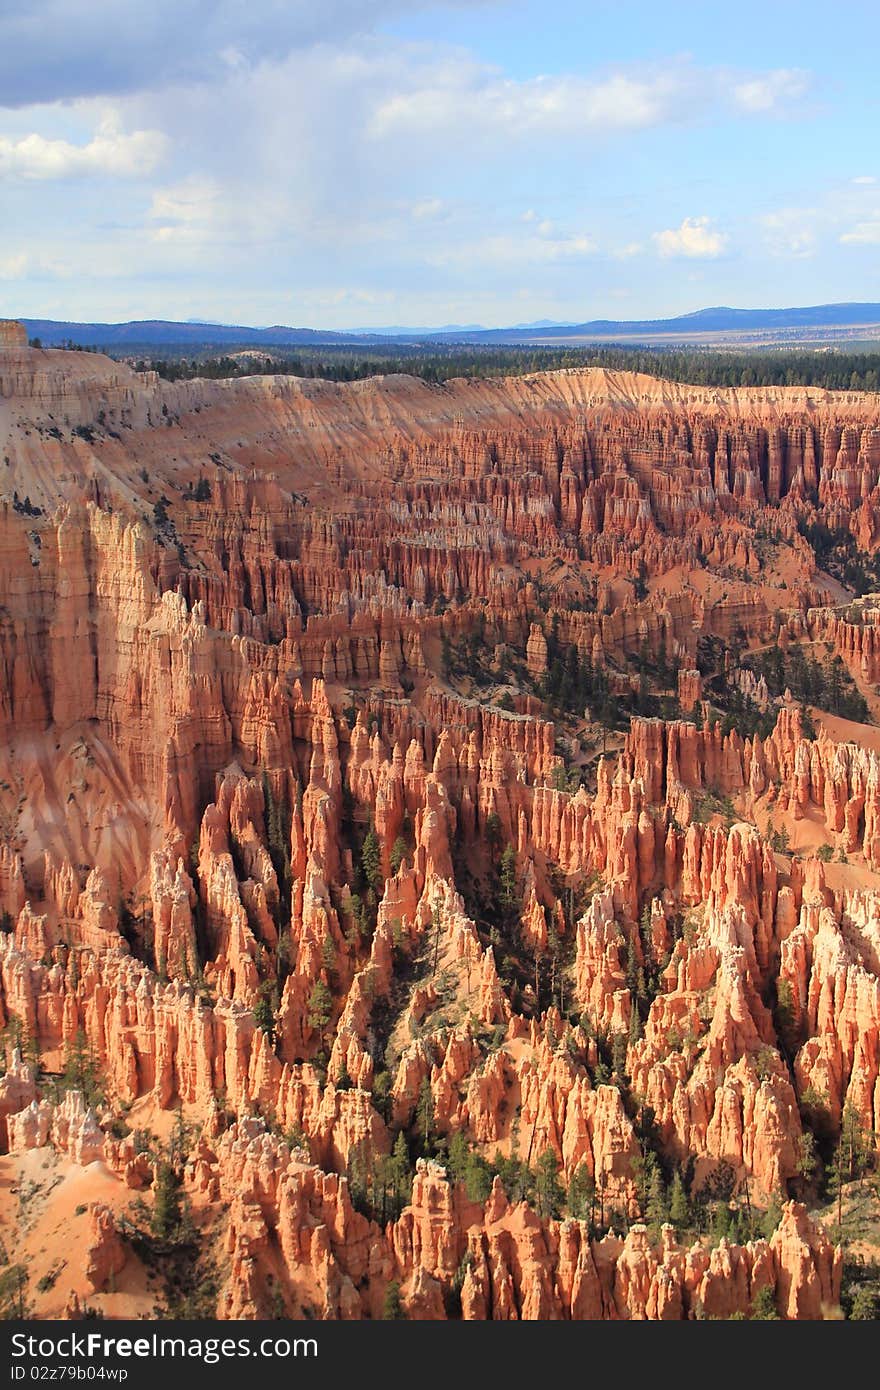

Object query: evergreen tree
[169,1107,191,1171]
[416,1076,435,1155]
[669,1171,690,1230]
[440,636,453,680]
[485,813,503,861]
[849,1284,879,1320]
[712,1202,732,1240]
[389,1131,413,1215]
[795,1130,821,1192]
[610,1031,629,1079]
[774,978,799,1056]
[625,938,639,997]
[535,1148,564,1220]
[382,1281,405,1319]
[262,773,292,927]
[760,1195,783,1240]
[448,1131,470,1182]
[151,1160,183,1240]
[389,835,408,874]
[646,1166,668,1228]
[22,1026,42,1080]
[0,1264,29,1319]
[360,827,383,895]
[837,1103,872,1183]
[346,1143,371,1217]
[567,1162,595,1223]
[447,1130,493,1203]
[750,1285,780,1320]
[464,1150,493,1203]
[320,934,337,974]
[307,979,332,1032]
[628,1004,643,1044]
[499,845,518,908]
[59,1028,103,1108]
[253,993,275,1039]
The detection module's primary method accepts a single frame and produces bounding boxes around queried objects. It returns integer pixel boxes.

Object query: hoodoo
[0,344,875,1322]
[0,319,27,349]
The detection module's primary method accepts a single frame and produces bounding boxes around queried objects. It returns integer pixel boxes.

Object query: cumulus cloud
[370,68,693,140]
[368,62,792,142]
[653,217,728,259]
[0,119,165,179]
[367,55,812,145]
[732,68,810,113]
[760,209,818,259]
[841,221,880,245]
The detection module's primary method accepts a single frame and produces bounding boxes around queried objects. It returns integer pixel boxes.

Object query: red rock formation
[0,347,874,1321]
[84,1204,127,1292]
[0,321,27,350]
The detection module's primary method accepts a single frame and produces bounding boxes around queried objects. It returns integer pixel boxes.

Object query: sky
[1,0,879,329]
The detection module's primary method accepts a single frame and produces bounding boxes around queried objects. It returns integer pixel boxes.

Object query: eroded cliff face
[0,322,28,350]
[1,342,878,1320]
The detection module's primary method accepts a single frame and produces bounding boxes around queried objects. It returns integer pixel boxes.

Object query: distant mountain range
[20,318,380,349]
[440,303,880,345]
[17,302,880,352]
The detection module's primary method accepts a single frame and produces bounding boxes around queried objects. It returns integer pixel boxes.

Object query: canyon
[1,332,879,1320]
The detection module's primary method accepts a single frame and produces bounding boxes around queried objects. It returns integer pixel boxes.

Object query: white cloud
[0,0,482,107]
[732,68,810,113]
[761,179,880,256]
[0,23,827,328]
[782,230,815,257]
[371,66,700,141]
[653,217,728,259]
[0,251,71,280]
[0,117,165,179]
[841,221,880,245]
[410,197,445,221]
[148,176,223,243]
[0,253,29,280]
[760,209,818,258]
[150,180,211,222]
[428,230,597,269]
[368,57,812,145]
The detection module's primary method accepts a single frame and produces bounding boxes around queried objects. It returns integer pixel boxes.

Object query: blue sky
[1,0,879,328]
